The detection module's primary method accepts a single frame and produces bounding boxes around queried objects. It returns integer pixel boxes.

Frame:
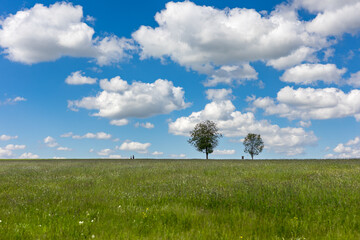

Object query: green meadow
[0,159,360,239]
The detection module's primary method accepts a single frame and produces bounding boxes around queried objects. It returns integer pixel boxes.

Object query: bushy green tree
[243,133,264,160]
[188,120,222,159]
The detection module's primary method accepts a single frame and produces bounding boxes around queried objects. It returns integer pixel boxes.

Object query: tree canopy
[243,133,264,160]
[188,120,222,159]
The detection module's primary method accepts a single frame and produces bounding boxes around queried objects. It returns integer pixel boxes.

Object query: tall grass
[0,159,359,239]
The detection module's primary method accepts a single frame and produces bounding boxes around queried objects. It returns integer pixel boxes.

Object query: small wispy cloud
[213,149,236,155]
[0,134,18,141]
[61,132,112,140]
[1,96,26,105]
[134,122,154,129]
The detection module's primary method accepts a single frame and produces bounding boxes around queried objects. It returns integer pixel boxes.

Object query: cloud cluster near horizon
[169,89,317,156]
[325,136,360,158]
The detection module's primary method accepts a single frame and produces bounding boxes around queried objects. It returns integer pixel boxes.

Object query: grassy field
[0,159,360,239]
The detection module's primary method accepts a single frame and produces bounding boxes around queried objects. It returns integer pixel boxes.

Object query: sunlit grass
[0,159,359,239]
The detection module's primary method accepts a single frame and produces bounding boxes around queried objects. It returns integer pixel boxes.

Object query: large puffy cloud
[305,2,360,36]
[280,64,360,86]
[169,99,317,156]
[280,63,347,85]
[325,136,360,158]
[0,2,134,65]
[250,86,360,121]
[68,76,189,122]
[133,1,327,85]
[294,0,360,36]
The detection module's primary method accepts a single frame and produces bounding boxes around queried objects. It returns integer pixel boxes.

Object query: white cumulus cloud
[0,2,134,65]
[19,152,39,159]
[347,71,360,87]
[72,132,112,140]
[133,1,328,85]
[60,131,112,140]
[0,134,18,141]
[134,122,154,129]
[97,148,113,156]
[110,119,129,126]
[4,144,26,150]
[294,0,359,13]
[266,47,317,70]
[0,144,27,158]
[68,77,189,122]
[0,148,12,158]
[151,151,164,156]
[250,86,360,121]
[65,71,97,85]
[299,120,312,128]
[108,154,126,159]
[280,64,347,85]
[57,147,72,151]
[44,136,58,147]
[119,141,151,153]
[204,64,258,86]
[325,136,360,158]
[305,2,360,36]
[60,132,73,138]
[169,154,186,158]
[205,89,233,102]
[213,149,236,155]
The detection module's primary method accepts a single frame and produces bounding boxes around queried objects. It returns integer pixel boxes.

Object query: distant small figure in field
[133,155,135,159]
[243,133,264,160]
[188,120,222,159]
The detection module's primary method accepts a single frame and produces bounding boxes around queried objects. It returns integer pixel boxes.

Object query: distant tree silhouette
[243,133,264,160]
[188,120,222,159]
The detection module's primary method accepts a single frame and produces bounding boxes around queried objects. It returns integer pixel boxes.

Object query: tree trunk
[251,154,253,160]
[206,147,208,160]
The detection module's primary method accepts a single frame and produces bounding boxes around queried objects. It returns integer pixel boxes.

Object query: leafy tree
[188,120,222,159]
[243,133,264,160]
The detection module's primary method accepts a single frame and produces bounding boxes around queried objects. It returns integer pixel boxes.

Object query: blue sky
[1,0,360,159]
